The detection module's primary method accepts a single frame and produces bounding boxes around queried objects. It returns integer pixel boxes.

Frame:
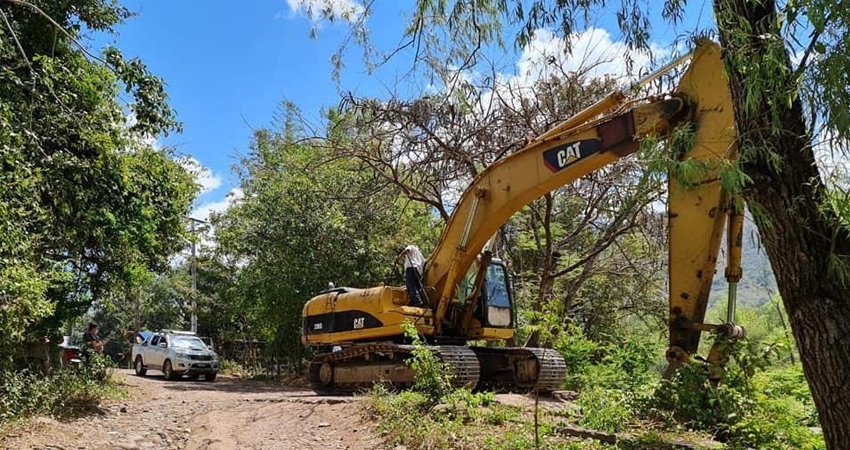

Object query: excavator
[301,42,746,394]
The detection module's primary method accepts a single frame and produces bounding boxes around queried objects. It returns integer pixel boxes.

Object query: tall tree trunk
[715,1,850,447]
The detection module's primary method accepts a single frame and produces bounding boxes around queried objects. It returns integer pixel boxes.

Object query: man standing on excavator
[395,244,425,307]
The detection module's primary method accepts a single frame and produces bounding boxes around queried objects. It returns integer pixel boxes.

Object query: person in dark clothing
[395,245,426,306]
[82,323,103,363]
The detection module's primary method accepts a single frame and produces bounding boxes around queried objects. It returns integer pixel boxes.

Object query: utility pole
[188,217,207,334]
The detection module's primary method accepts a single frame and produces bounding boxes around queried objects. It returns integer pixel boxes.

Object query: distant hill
[708,215,777,309]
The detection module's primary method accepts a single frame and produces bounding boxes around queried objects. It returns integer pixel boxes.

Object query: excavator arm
[424,43,741,366]
[424,96,687,331]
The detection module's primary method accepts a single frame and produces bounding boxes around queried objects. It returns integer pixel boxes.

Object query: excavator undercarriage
[308,343,566,394]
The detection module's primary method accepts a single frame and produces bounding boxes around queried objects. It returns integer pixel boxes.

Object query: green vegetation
[0,355,125,426]
[311,0,850,446]
[367,308,823,450]
[367,324,537,450]
[401,321,455,403]
[546,303,823,449]
[0,0,195,425]
[189,109,440,372]
[367,387,533,450]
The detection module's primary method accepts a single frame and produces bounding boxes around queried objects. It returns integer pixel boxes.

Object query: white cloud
[464,27,671,117]
[191,188,244,222]
[178,156,223,195]
[284,0,365,23]
[515,28,664,84]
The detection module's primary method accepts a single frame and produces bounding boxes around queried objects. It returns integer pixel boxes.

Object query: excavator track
[431,345,481,388]
[308,343,565,394]
[526,347,568,392]
[308,343,479,394]
[471,346,567,393]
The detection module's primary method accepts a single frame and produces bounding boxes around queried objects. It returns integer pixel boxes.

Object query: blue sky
[91,0,714,220]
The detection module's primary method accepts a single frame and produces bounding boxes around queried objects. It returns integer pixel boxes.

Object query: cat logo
[542,139,602,172]
[353,317,365,329]
[557,142,581,167]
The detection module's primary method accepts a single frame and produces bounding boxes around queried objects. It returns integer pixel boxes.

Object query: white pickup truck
[132,330,219,381]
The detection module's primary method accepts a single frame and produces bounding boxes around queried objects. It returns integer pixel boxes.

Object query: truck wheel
[134,356,147,376]
[163,360,178,380]
[203,372,217,382]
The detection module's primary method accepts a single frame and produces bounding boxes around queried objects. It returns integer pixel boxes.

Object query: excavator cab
[458,259,514,330]
[482,261,513,328]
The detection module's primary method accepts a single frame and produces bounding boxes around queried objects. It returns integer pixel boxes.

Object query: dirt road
[1,370,380,450]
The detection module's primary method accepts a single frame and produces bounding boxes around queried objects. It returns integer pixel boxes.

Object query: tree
[711,2,850,443]
[310,0,850,446]
[0,0,196,366]
[209,105,439,371]
[87,265,187,362]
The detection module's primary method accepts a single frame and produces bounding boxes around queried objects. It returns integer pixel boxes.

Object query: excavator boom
[666,43,740,368]
[426,43,738,347]
[425,97,688,330]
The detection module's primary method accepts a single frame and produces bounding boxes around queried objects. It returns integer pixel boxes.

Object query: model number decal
[542,139,601,172]
[313,323,323,330]
[353,317,365,329]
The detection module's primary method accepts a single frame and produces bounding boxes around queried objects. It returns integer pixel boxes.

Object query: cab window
[457,263,477,306]
[485,264,510,308]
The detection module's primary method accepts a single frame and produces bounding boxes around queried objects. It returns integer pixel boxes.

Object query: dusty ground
[0,370,379,450]
[0,369,573,450]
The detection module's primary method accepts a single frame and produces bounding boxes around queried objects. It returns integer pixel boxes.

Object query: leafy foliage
[366,384,528,450]
[639,334,824,449]
[0,354,124,423]
[202,107,439,371]
[0,0,197,368]
[401,321,455,403]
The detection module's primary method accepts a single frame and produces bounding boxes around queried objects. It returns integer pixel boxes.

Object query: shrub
[553,325,660,393]
[441,388,496,422]
[401,321,454,403]
[636,335,825,449]
[0,354,121,423]
[729,398,825,450]
[576,387,634,433]
[365,385,466,449]
[552,323,600,390]
[218,358,244,376]
[641,362,753,433]
[366,350,521,450]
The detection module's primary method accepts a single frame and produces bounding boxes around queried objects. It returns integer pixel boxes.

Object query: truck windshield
[485,264,510,308]
[171,336,207,350]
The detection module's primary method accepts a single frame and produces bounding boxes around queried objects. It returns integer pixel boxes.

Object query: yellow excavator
[301,42,745,393]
